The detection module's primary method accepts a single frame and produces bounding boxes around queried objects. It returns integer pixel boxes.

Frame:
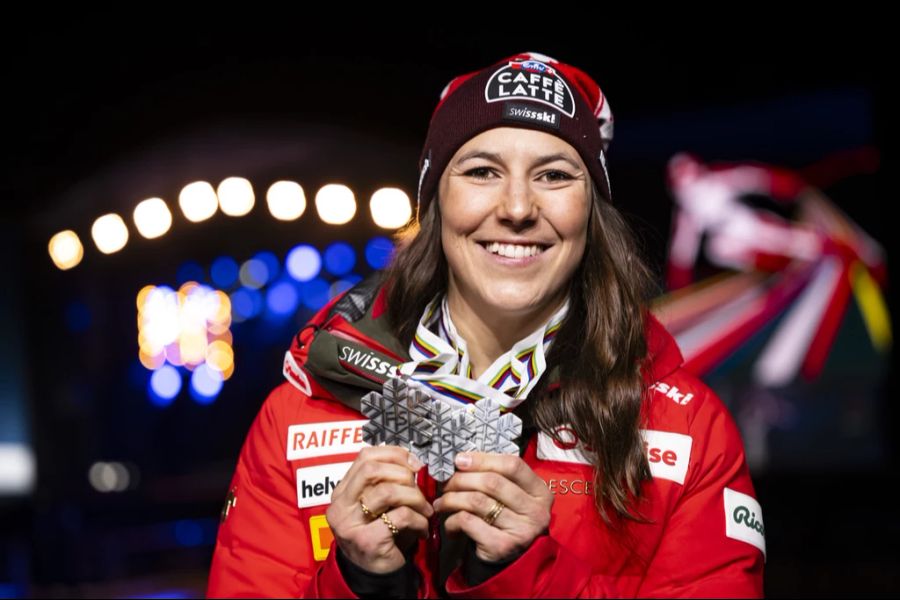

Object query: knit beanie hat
[416,51,614,220]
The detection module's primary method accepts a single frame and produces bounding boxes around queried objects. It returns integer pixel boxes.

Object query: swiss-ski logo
[338,343,399,379]
[485,59,576,118]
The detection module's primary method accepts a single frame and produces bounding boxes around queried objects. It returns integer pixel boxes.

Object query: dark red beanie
[416,51,614,220]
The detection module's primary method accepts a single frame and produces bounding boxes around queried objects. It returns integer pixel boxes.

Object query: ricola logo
[733,505,765,537]
[724,487,766,559]
[485,59,576,118]
[338,344,398,378]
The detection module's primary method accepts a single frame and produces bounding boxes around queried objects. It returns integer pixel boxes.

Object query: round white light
[48,230,84,270]
[369,187,412,229]
[217,177,255,217]
[179,181,218,223]
[315,184,356,225]
[266,180,307,221]
[133,197,173,239]
[91,213,129,254]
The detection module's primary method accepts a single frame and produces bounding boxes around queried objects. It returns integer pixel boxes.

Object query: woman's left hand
[433,452,554,563]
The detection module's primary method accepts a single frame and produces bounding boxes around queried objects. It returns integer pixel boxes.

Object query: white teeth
[485,242,545,258]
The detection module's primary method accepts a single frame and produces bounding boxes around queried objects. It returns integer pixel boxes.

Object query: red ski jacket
[207,274,765,597]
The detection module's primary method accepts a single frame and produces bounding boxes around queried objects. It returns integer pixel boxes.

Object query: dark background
[2,10,896,598]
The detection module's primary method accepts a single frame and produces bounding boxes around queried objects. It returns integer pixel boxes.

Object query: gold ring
[360,498,375,520]
[484,500,505,526]
[380,511,399,536]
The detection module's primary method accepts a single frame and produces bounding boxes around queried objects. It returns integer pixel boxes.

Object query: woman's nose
[496,177,539,225]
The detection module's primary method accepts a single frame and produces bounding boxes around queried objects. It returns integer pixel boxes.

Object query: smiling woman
[208,51,766,599]
[436,127,592,378]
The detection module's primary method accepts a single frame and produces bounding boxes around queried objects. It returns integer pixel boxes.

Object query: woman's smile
[475,240,553,267]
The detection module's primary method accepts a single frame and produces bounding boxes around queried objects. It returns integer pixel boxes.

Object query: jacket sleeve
[635,386,765,598]
[206,384,358,598]
[443,386,765,598]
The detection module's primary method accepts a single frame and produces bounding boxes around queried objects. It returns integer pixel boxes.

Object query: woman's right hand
[326,445,433,573]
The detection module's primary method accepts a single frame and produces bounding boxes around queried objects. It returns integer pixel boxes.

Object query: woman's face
[438,126,591,318]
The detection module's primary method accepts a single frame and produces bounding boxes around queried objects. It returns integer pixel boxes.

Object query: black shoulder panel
[329,271,384,323]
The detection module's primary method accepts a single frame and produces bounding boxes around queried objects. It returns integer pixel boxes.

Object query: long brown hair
[383,179,658,523]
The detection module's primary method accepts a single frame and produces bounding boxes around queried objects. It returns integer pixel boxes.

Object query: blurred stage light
[217,177,255,217]
[177,261,205,285]
[286,244,321,282]
[0,444,36,494]
[133,197,173,239]
[370,187,412,229]
[88,461,130,493]
[48,230,84,270]
[365,236,395,269]
[300,277,330,310]
[254,251,281,281]
[266,280,299,316]
[324,241,356,276]
[206,340,234,380]
[174,519,204,547]
[267,180,306,221]
[190,364,223,404]
[230,287,263,322]
[315,184,356,224]
[211,256,240,288]
[239,258,269,289]
[149,365,181,406]
[91,213,129,254]
[179,181,218,222]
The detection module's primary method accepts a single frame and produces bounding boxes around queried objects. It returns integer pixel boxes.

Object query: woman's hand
[433,452,554,563]
[326,445,434,573]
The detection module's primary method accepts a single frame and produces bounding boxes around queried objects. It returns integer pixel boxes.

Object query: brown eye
[542,170,573,182]
[465,167,495,179]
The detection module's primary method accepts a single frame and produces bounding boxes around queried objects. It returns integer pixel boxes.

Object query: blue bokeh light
[324,242,356,276]
[190,364,223,404]
[231,287,264,321]
[239,258,269,289]
[254,251,281,282]
[210,256,239,289]
[173,519,204,547]
[266,280,299,316]
[149,365,181,407]
[300,278,331,310]
[365,236,395,269]
[286,244,322,282]
[176,261,205,285]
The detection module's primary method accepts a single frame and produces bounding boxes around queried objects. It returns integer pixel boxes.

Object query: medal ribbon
[397,294,568,411]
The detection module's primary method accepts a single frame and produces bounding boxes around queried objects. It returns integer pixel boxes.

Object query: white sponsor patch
[724,487,766,559]
[286,420,368,460]
[536,427,592,465]
[640,429,693,485]
[296,462,352,508]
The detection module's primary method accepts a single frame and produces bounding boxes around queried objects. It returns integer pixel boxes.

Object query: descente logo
[733,505,765,536]
[339,344,398,378]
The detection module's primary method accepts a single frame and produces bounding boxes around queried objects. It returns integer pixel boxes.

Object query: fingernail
[408,453,424,471]
[455,453,471,468]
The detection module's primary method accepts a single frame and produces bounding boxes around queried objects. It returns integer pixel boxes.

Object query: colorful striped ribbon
[397,294,568,411]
